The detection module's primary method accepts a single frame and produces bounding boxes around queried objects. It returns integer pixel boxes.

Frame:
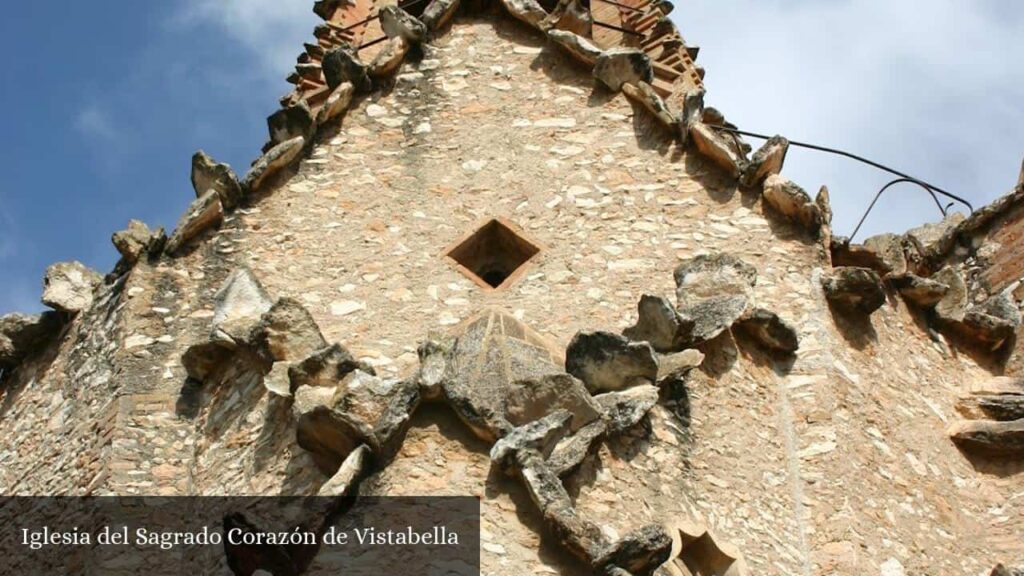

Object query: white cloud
[73,105,118,140]
[175,0,318,76]
[676,0,1024,239]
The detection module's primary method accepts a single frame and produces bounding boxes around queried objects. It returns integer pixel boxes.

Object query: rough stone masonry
[1,0,1023,575]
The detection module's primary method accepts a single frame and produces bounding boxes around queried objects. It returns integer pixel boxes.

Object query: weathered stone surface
[958,309,1018,350]
[500,0,548,28]
[165,190,224,255]
[548,419,606,477]
[41,261,102,313]
[0,312,63,367]
[674,253,757,344]
[547,29,602,66]
[821,267,886,315]
[379,5,427,43]
[566,331,658,393]
[442,309,564,442]
[948,419,1024,456]
[594,384,658,434]
[891,273,950,308]
[505,373,601,432]
[267,101,314,146]
[991,564,1024,576]
[316,82,354,125]
[657,349,704,380]
[933,265,969,321]
[111,220,156,264]
[677,88,704,146]
[263,362,292,397]
[863,233,908,277]
[289,343,367,391]
[242,136,306,192]
[593,48,653,92]
[211,266,274,346]
[957,394,1024,422]
[906,212,966,258]
[293,383,377,474]
[543,0,592,36]
[621,81,675,127]
[322,45,371,91]
[734,308,799,355]
[181,341,235,382]
[251,297,327,362]
[762,174,822,235]
[368,36,410,78]
[317,444,370,496]
[597,524,672,576]
[421,0,460,30]
[623,294,695,353]
[191,150,244,210]
[415,337,452,400]
[490,410,573,473]
[689,122,745,179]
[740,135,788,188]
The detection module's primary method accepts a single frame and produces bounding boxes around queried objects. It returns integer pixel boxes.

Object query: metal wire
[591,0,645,13]
[707,125,974,238]
[593,20,644,36]
[849,178,954,241]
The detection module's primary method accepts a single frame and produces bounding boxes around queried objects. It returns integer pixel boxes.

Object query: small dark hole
[481,269,510,288]
[446,219,541,290]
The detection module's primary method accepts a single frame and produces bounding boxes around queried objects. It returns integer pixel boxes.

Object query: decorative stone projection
[191,151,244,210]
[566,331,659,393]
[594,48,654,92]
[440,308,566,442]
[379,5,427,43]
[821,266,887,315]
[501,0,549,29]
[267,101,314,146]
[242,136,306,193]
[322,45,372,92]
[41,261,103,313]
[547,29,602,66]
[762,174,823,236]
[0,312,63,368]
[420,0,460,30]
[111,219,159,265]
[623,294,696,354]
[674,252,758,345]
[316,82,354,125]
[733,308,799,356]
[165,190,224,255]
[740,135,788,188]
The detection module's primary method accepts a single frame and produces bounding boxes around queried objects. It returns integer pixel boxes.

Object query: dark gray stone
[596,524,673,576]
[379,5,427,43]
[891,273,950,308]
[594,48,653,92]
[548,419,607,477]
[821,267,886,315]
[623,294,695,353]
[0,312,63,368]
[566,331,659,393]
[505,373,601,432]
[734,308,799,355]
[594,385,659,434]
[949,419,1024,456]
[490,410,573,473]
[674,253,757,344]
[740,135,788,188]
[191,150,244,210]
[111,220,157,264]
[267,101,314,146]
[288,343,370,392]
[322,45,371,92]
[441,309,565,442]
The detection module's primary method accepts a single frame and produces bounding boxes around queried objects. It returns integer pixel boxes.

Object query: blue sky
[0,0,1021,314]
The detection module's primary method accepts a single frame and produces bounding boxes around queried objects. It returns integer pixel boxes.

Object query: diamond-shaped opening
[446,218,541,290]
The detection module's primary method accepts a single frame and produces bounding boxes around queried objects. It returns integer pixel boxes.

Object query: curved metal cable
[707,125,975,238]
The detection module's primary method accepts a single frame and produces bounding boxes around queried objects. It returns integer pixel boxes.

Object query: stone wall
[0,8,1021,576]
